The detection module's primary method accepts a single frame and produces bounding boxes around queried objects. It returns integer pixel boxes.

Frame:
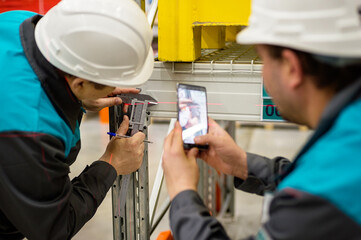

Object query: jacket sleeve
[169,153,291,240]
[169,154,361,239]
[0,132,117,240]
[170,190,230,240]
[170,189,361,240]
[234,153,291,196]
[257,188,361,239]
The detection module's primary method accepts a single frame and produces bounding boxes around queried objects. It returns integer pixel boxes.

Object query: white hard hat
[35,0,154,87]
[237,0,361,58]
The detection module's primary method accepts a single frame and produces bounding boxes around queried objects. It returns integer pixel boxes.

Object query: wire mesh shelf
[198,43,261,64]
[166,43,263,74]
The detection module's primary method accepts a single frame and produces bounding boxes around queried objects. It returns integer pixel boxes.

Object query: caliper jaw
[116,93,158,136]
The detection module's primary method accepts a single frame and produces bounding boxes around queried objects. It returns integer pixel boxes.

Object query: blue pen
[107,132,153,144]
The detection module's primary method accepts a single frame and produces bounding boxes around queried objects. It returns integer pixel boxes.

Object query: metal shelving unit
[143,43,264,122]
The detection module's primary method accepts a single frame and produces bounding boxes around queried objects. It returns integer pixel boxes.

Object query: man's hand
[99,115,145,175]
[162,122,199,200]
[82,88,140,112]
[194,118,248,180]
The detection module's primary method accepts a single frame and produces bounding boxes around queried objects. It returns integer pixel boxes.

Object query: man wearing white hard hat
[162,0,361,239]
[0,0,153,239]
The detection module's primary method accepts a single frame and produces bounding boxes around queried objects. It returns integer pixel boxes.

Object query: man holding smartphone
[0,0,153,239]
[162,0,361,239]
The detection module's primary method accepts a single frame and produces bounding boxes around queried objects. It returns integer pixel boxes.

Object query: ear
[66,77,86,100]
[281,49,304,89]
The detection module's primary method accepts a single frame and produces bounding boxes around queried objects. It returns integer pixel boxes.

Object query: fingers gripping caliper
[113,93,157,224]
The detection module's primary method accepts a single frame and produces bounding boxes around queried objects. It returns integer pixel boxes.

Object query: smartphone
[177,83,209,150]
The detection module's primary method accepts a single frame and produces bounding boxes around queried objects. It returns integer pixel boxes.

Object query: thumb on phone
[187,147,199,160]
[194,134,213,145]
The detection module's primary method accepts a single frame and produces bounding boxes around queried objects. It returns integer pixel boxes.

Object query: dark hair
[266,45,361,92]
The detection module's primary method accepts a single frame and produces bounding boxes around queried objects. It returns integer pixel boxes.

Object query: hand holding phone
[177,83,209,150]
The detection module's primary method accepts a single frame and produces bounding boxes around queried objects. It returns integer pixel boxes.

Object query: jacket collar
[19,15,82,132]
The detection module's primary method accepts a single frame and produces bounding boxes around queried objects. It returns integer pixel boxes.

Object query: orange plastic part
[216,182,222,213]
[0,0,61,14]
[156,230,174,240]
[99,107,109,124]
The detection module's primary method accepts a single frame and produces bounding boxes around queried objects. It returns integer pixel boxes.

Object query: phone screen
[177,84,208,149]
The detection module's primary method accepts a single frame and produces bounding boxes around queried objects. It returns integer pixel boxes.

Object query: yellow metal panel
[193,26,202,59]
[196,0,251,25]
[201,26,225,49]
[158,0,200,61]
[225,26,243,42]
[158,0,251,62]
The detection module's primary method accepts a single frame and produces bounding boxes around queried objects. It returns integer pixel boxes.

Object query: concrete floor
[70,113,312,240]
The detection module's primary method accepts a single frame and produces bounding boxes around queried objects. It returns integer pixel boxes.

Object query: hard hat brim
[237,24,361,58]
[236,27,301,49]
[101,48,155,88]
[236,27,264,46]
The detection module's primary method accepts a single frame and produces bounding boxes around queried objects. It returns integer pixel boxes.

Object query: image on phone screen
[177,84,208,149]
